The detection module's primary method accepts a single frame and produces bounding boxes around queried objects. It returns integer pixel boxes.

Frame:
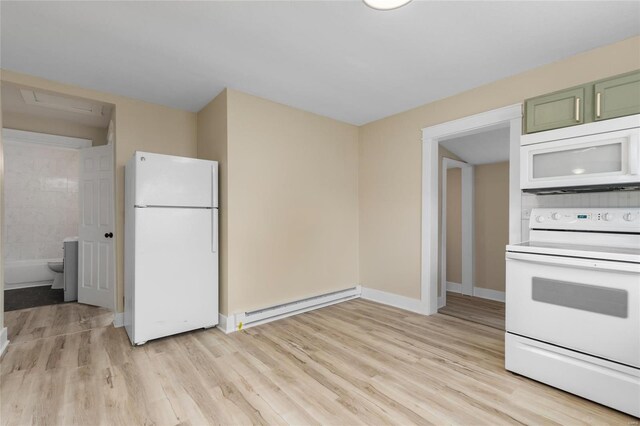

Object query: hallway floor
[438,291,505,330]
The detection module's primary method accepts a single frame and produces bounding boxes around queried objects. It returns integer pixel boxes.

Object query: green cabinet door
[525,86,587,133]
[594,70,640,121]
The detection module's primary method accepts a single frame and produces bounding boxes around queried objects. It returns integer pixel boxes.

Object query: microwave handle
[630,133,639,176]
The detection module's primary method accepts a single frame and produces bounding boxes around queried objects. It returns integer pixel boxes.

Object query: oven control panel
[531,208,640,232]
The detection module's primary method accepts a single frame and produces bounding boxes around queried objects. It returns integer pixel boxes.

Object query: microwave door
[521,127,640,190]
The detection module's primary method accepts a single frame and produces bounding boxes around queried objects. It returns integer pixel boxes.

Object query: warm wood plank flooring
[3,303,113,345]
[439,291,505,330]
[2,299,634,425]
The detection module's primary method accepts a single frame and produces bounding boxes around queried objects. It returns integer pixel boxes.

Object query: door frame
[421,104,522,315]
[1,132,117,312]
[440,158,474,309]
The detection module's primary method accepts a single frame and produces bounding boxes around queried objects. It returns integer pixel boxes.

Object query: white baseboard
[360,287,425,314]
[446,281,462,293]
[473,287,505,302]
[217,313,235,334]
[0,327,8,358]
[113,312,124,328]
[445,282,505,302]
[4,281,53,290]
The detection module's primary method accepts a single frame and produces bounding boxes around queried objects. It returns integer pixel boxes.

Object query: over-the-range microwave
[521,114,640,194]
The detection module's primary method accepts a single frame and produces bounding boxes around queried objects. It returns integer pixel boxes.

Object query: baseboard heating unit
[225,286,361,333]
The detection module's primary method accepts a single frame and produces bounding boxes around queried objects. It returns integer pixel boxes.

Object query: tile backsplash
[4,142,80,261]
[520,191,640,241]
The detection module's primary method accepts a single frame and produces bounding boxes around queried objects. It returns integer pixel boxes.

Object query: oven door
[520,127,640,190]
[506,251,640,368]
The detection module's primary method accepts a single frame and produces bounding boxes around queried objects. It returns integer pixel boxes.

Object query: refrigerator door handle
[212,208,218,253]
[211,163,218,208]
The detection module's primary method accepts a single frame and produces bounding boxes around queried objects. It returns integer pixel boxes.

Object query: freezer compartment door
[133,207,218,343]
[134,151,218,208]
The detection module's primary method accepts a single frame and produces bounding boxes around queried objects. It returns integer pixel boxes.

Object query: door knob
[104,232,113,238]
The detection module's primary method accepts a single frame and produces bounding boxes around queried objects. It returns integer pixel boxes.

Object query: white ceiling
[1,83,113,128]
[440,126,510,165]
[1,1,638,125]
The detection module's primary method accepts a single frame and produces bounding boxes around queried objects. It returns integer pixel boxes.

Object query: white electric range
[506,208,640,417]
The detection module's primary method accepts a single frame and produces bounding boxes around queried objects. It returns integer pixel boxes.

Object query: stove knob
[623,212,635,222]
[551,212,561,220]
[535,215,545,223]
[603,213,613,221]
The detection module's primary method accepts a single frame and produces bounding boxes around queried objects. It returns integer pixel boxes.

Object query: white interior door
[78,145,115,309]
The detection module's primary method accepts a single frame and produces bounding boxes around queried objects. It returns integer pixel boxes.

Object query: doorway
[1,82,116,313]
[421,104,522,316]
[436,128,511,330]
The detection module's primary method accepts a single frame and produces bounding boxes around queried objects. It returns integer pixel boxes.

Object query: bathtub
[4,259,60,289]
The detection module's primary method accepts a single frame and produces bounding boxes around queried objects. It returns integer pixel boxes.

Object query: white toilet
[47,260,64,289]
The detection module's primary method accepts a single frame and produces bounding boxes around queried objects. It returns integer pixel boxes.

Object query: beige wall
[359,36,640,300]
[445,168,462,284]
[225,89,359,315]
[197,90,229,314]
[2,111,108,146]
[0,70,197,313]
[474,162,509,292]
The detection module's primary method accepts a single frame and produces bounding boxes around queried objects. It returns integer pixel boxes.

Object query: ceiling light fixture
[363,0,413,11]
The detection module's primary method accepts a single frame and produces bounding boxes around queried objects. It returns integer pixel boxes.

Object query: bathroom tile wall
[3,142,80,261]
[521,191,640,241]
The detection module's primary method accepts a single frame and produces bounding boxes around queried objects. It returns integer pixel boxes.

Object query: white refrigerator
[124,151,218,345]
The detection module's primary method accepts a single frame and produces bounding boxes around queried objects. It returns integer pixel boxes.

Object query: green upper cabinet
[525,86,588,133]
[594,70,640,121]
[523,70,640,134]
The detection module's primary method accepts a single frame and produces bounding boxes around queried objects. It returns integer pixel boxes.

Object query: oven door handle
[506,252,640,273]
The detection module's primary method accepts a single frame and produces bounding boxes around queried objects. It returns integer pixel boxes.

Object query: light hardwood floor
[438,292,505,330]
[1,300,635,425]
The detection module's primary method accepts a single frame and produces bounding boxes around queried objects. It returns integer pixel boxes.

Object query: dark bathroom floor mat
[4,285,66,311]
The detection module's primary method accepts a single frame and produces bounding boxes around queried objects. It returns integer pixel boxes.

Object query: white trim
[461,166,474,295]
[473,287,505,302]
[4,281,53,290]
[441,158,474,308]
[113,312,124,328]
[422,104,522,314]
[2,128,92,149]
[444,281,505,302]
[217,313,235,334]
[446,281,462,292]
[442,159,468,169]
[0,328,8,358]
[361,287,424,314]
[509,116,523,245]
